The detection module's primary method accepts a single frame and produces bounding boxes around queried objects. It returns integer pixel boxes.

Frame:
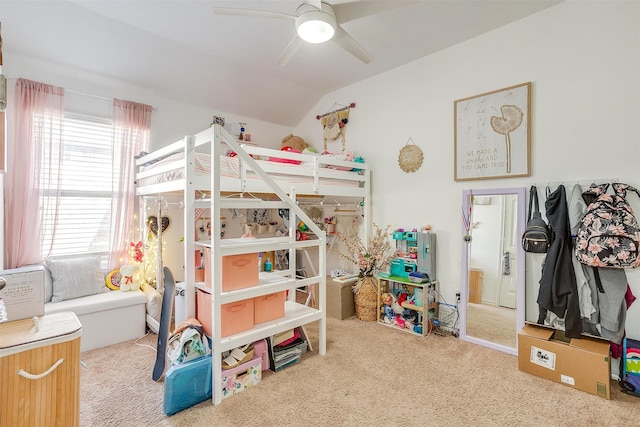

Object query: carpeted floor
[466,302,517,348]
[80,316,640,427]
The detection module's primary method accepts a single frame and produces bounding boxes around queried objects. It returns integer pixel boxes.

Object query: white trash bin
[174,282,186,325]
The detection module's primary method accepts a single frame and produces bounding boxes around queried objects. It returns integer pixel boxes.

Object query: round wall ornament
[398,138,423,173]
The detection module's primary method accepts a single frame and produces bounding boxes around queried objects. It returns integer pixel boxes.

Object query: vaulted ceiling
[1,1,561,126]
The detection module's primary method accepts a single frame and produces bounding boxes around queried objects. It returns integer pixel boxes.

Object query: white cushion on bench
[45,290,146,316]
[45,290,147,352]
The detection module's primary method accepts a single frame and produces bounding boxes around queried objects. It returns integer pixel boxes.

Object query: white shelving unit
[135,124,371,407]
[187,126,327,405]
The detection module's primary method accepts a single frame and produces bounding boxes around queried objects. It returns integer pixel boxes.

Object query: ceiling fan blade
[213,7,295,20]
[276,35,304,67]
[332,25,374,64]
[303,0,322,9]
[333,0,418,24]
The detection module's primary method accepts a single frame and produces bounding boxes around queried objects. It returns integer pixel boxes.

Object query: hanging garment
[567,184,596,320]
[537,185,582,338]
[582,267,628,344]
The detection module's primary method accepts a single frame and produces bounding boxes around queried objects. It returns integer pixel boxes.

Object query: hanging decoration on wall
[397,138,424,173]
[247,208,269,224]
[316,102,355,152]
[148,215,170,236]
[462,191,473,243]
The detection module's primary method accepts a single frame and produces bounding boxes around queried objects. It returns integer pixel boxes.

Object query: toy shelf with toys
[376,274,438,337]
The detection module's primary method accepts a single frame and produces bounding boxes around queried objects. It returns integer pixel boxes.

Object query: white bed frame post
[211,125,224,405]
[184,135,196,319]
[364,167,371,245]
[156,197,164,293]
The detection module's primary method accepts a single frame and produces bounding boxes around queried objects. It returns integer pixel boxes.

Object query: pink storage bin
[196,287,255,337]
[204,248,259,291]
[254,291,286,324]
[196,287,213,336]
[221,356,262,400]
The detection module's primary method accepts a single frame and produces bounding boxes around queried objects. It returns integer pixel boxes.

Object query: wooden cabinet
[377,275,438,336]
[0,312,82,427]
[468,268,483,304]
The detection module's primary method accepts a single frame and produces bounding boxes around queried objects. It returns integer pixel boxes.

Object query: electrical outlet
[455,291,461,304]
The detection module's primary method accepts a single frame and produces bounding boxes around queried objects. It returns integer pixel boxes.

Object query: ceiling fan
[213,0,417,66]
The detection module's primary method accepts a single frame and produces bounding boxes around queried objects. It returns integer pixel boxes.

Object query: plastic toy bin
[196,285,254,337]
[254,291,286,324]
[204,248,259,291]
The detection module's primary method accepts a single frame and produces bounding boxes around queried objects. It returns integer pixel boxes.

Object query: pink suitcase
[253,338,270,371]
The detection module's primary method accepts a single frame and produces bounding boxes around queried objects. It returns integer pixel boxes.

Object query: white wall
[5,54,293,150]
[295,1,640,338]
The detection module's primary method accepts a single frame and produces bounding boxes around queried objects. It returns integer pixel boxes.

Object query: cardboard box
[0,266,45,322]
[518,323,611,399]
[329,279,355,320]
[313,278,355,320]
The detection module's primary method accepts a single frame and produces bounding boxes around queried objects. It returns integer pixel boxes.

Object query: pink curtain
[108,99,152,270]
[5,79,64,268]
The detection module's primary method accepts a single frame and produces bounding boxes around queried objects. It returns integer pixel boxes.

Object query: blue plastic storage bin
[164,355,212,415]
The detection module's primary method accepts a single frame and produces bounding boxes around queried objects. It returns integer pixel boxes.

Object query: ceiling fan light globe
[296,9,336,43]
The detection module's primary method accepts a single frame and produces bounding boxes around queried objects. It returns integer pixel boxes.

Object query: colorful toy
[381,293,395,322]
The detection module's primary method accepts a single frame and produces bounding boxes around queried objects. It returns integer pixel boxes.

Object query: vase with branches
[337,224,393,280]
[336,223,393,320]
[335,223,393,319]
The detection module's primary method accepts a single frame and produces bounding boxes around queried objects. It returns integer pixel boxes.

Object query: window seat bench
[45,290,147,352]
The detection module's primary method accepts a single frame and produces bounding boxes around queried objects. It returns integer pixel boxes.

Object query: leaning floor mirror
[459,187,526,355]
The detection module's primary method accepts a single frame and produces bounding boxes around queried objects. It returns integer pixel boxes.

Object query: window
[39,113,117,258]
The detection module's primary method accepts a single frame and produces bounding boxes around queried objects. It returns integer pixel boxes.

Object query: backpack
[575,183,640,269]
[522,185,551,253]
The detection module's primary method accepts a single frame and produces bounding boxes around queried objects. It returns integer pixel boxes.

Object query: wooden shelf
[400,301,438,313]
[377,275,439,337]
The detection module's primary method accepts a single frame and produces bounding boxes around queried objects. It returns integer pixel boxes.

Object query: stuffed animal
[120,264,141,292]
[281,134,310,152]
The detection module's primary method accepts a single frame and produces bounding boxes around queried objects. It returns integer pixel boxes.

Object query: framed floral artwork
[454,82,531,181]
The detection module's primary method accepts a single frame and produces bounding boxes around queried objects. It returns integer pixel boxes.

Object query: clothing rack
[534,178,620,191]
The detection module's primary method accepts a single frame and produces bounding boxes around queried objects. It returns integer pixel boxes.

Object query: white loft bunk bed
[135,124,370,405]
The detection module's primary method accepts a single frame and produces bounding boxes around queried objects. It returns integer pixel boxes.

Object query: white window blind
[39,113,117,257]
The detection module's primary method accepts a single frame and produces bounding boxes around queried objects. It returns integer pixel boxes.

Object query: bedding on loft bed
[135,131,369,198]
[137,152,361,187]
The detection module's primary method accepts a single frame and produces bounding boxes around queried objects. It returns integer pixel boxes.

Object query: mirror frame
[459,187,527,355]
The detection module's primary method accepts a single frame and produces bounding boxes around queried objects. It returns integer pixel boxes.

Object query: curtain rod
[7,76,160,110]
[66,88,161,111]
[66,88,112,102]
